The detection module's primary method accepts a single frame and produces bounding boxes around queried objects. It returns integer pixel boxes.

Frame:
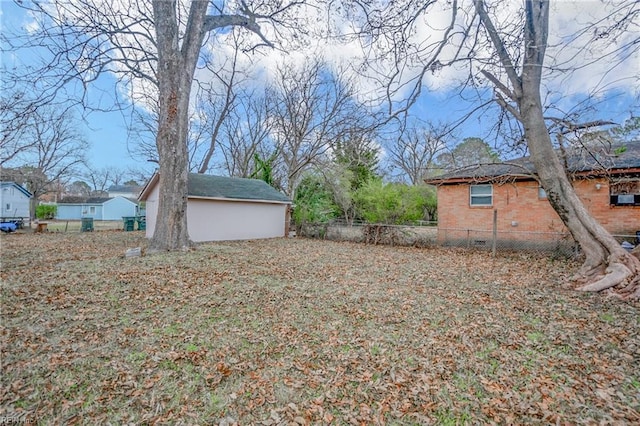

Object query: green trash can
[122,216,136,232]
[136,216,146,231]
[81,217,94,232]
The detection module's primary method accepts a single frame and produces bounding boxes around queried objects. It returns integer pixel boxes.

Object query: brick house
[425,143,640,249]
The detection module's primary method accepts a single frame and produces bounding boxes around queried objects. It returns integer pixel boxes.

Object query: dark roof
[58,197,112,204]
[427,142,640,184]
[108,185,143,193]
[187,174,290,203]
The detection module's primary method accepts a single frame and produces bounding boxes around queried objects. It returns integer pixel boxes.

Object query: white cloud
[20,0,637,121]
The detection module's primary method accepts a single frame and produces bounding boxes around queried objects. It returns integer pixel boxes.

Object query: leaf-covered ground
[1,231,638,424]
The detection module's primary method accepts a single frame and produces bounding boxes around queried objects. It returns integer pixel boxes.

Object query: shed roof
[426,142,640,184]
[188,174,290,203]
[139,173,291,204]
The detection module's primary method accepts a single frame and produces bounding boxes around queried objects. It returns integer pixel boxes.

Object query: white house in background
[139,173,292,242]
[0,182,32,219]
[107,185,143,199]
[56,196,139,220]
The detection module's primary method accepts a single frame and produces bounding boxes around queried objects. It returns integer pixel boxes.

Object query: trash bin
[122,216,136,232]
[136,216,146,231]
[81,217,94,232]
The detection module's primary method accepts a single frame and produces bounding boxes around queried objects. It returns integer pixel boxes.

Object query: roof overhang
[189,195,291,205]
[426,167,640,186]
[138,171,158,201]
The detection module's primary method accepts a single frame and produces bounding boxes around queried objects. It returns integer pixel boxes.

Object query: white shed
[0,182,32,220]
[139,173,291,242]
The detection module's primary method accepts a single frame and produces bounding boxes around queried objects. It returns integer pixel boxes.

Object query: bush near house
[353,179,437,224]
[35,204,57,220]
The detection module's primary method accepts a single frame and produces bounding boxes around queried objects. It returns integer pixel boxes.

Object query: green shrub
[36,204,57,220]
[293,174,339,225]
[354,180,436,224]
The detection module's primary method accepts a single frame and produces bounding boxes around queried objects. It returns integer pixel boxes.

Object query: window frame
[469,184,493,207]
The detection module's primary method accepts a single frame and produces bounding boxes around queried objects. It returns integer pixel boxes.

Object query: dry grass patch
[1,231,638,424]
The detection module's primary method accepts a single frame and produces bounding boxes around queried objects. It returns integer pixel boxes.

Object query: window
[610,179,640,206]
[5,203,11,211]
[470,184,493,206]
[89,206,96,214]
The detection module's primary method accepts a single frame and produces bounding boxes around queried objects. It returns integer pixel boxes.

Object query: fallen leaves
[0,232,638,424]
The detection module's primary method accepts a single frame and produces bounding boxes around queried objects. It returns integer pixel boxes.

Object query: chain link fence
[296,220,640,259]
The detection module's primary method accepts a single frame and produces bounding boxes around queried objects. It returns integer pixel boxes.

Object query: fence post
[492,209,498,257]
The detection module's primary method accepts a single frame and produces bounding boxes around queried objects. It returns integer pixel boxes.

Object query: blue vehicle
[0,222,18,233]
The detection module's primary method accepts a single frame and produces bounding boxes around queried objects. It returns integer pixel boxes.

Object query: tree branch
[481,70,516,102]
[474,0,522,100]
[202,14,273,48]
[494,91,523,122]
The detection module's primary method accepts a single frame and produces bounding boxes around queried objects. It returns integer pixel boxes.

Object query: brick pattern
[437,178,640,237]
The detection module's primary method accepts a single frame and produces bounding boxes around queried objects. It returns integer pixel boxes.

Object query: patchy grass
[1,231,638,424]
[33,220,128,232]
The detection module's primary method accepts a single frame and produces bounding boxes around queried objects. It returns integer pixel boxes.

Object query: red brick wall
[437,178,640,237]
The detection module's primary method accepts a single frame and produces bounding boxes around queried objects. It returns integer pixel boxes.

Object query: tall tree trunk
[476,0,640,298]
[148,0,273,251]
[150,67,192,251]
[520,87,640,297]
[149,0,209,251]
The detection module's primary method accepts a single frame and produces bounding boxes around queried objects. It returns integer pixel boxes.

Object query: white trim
[469,184,493,206]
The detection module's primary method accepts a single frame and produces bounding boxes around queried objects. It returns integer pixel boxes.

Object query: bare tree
[216,92,273,178]
[150,0,303,251]
[0,88,40,167]
[473,0,639,298]
[267,59,373,199]
[1,106,88,218]
[189,29,251,174]
[67,180,92,196]
[6,0,304,251]
[83,166,129,194]
[345,0,639,298]
[387,124,448,184]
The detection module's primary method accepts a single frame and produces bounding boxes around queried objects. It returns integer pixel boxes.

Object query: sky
[1,0,638,180]
[1,1,154,177]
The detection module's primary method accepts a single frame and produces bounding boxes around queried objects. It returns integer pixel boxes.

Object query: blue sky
[2,1,638,179]
[79,107,150,173]
[1,2,153,177]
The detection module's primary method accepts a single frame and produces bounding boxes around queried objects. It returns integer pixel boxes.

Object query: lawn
[1,231,638,424]
[34,220,127,232]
